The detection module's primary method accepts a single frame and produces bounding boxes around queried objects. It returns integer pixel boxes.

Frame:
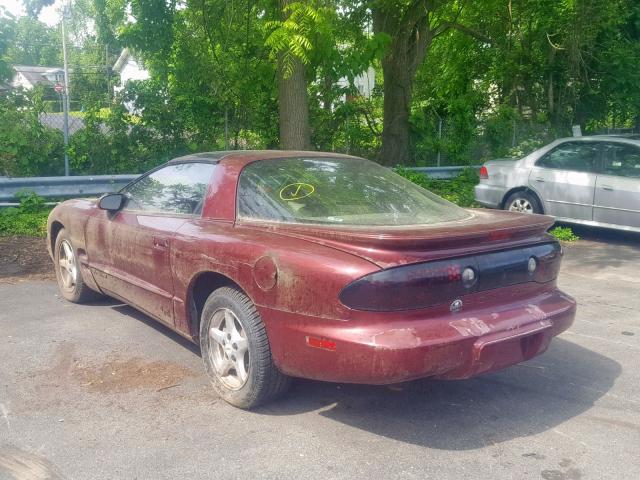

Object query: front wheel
[54,228,101,303]
[199,286,291,409]
[504,191,542,214]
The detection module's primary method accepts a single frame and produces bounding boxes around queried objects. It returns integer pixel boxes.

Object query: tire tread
[200,286,290,409]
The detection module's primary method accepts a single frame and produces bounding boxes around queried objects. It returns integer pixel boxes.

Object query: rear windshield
[237,157,471,226]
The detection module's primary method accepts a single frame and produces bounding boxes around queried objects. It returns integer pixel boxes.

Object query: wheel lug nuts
[232,343,237,350]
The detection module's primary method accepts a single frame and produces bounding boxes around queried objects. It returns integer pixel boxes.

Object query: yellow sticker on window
[279,183,315,201]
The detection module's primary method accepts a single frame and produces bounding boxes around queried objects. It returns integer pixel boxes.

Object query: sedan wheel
[508,198,534,213]
[504,191,542,215]
[200,286,291,409]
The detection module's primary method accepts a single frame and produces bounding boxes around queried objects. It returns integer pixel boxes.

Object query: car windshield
[237,157,471,226]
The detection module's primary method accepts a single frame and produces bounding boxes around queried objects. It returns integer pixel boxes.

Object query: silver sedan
[474,136,640,233]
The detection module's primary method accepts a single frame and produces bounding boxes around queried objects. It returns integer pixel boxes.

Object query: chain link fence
[413,112,640,167]
[411,113,559,167]
[38,112,88,136]
[31,103,640,171]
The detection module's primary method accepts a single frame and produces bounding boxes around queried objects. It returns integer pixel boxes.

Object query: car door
[594,142,640,229]
[528,141,600,221]
[86,162,216,325]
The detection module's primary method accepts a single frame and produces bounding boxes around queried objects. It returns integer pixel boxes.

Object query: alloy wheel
[58,240,78,290]
[508,198,534,213]
[207,308,250,390]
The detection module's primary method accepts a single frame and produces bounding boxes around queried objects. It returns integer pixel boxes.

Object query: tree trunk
[380,59,413,165]
[373,2,437,166]
[277,0,311,150]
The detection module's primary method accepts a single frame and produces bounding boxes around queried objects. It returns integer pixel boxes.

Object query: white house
[336,66,376,103]
[112,48,149,95]
[10,65,64,90]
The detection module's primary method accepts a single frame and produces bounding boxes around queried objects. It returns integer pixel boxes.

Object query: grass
[0,211,49,237]
[0,192,50,237]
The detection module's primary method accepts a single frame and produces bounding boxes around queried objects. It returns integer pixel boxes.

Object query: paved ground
[0,231,639,480]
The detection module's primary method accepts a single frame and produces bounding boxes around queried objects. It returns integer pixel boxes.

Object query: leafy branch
[265,2,333,78]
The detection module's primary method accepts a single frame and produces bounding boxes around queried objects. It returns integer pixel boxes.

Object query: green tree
[0,89,65,176]
[0,10,15,82]
[23,0,56,18]
[4,16,61,66]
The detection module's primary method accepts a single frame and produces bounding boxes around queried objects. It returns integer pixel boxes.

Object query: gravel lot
[0,230,639,480]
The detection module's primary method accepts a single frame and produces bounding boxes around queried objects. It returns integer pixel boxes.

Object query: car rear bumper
[474,184,507,209]
[259,287,576,384]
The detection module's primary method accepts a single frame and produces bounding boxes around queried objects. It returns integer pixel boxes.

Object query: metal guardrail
[0,166,479,207]
[410,165,480,179]
[0,174,137,207]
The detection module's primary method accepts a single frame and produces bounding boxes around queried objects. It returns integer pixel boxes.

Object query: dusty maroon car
[47,151,576,408]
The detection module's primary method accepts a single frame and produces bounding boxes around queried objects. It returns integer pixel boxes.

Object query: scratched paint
[525,303,548,321]
[449,317,492,337]
[371,328,421,349]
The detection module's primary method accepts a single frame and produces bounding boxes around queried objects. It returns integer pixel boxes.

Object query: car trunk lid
[241,209,556,269]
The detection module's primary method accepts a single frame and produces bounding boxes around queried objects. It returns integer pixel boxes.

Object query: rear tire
[54,228,101,303]
[199,286,291,409]
[504,191,542,214]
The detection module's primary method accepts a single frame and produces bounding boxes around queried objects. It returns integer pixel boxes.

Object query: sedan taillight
[479,166,489,179]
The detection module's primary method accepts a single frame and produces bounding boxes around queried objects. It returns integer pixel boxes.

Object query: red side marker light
[489,230,511,241]
[305,336,337,351]
[479,166,489,179]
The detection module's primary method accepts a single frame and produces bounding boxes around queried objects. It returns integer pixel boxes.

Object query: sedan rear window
[237,157,471,226]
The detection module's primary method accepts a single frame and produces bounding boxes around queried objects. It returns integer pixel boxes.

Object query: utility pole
[61,3,71,176]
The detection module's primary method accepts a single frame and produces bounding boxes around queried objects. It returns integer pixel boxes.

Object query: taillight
[340,258,473,311]
[479,165,489,179]
[339,242,561,312]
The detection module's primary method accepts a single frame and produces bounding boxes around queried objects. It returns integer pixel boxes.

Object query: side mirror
[98,193,126,212]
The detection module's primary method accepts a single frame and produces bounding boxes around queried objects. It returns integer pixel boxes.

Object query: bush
[395,167,480,207]
[68,89,196,175]
[549,226,580,242]
[0,89,65,176]
[14,190,47,212]
[0,191,50,237]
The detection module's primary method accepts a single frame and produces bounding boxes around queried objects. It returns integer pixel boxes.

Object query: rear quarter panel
[169,220,380,336]
[483,159,531,190]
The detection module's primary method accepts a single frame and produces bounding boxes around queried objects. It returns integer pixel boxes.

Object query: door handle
[153,236,169,249]
[535,177,545,182]
[601,185,614,191]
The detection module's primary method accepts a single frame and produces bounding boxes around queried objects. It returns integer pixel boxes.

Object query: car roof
[167,151,231,163]
[555,135,640,144]
[540,136,640,151]
[594,133,640,140]
[167,150,361,165]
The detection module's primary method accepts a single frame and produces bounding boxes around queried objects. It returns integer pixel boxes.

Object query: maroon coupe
[47,151,576,408]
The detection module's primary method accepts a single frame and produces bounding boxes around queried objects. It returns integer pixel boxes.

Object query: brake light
[479,166,489,179]
[339,258,474,311]
[339,243,561,312]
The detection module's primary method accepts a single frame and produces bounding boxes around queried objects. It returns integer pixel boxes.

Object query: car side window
[122,162,216,215]
[537,142,601,173]
[601,143,640,178]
